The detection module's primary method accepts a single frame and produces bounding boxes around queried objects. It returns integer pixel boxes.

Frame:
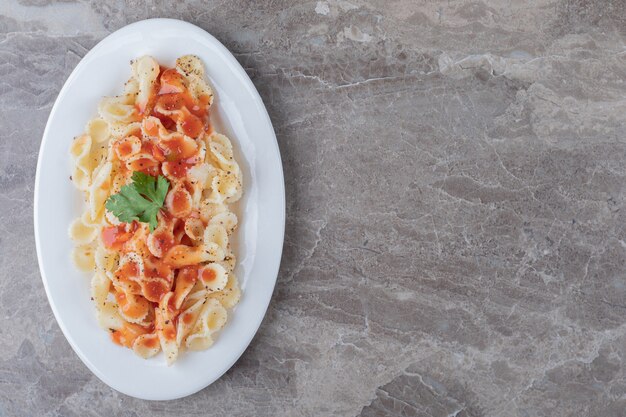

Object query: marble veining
[1,0,625,416]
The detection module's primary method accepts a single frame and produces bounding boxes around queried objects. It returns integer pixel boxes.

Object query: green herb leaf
[105,172,170,232]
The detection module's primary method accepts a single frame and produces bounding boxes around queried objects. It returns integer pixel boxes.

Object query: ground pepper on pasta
[68,55,242,365]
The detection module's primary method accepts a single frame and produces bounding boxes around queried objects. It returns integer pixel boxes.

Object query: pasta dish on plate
[68,55,242,365]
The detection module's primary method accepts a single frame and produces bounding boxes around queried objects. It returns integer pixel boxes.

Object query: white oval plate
[34,18,285,400]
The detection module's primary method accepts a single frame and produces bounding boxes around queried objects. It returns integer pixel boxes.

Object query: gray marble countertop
[1,1,625,416]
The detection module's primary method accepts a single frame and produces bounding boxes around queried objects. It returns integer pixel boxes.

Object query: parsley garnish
[105,171,169,232]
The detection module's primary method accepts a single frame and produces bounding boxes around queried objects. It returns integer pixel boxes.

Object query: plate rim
[33,17,285,400]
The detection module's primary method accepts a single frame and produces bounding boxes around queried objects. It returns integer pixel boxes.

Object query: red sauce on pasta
[153,111,177,131]
[115,139,135,158]
[178,266,198,286]
[118,260,139,280]
[179,234,194,247]
[158,69,186,94]
[142,335,159,349]
[91,57,234,361]
[167,294,178,313]
[128,156,160,176]
[110,331,124,346]
[155,93,191,113]
[163,327,176,341]
[171,188,191,213]
[152,91,208,140]
[143,118,160,137]
[151,143,166,162]
[115,289,147,319]
[165,160,194,179]
[151,230,175,255]
[144,257,173,281]
[142,279,170,303]
[139,141,165,162]
[182,313,194,324]
[201,268,216,282]
[110,323,150,347]
[161,135,197,160]
[180,113,203,138]
[102,223,136,249]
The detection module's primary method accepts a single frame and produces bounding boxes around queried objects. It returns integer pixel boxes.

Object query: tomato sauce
[142,335,159,349]
[180,113,203,138]
[177,266,198,289]
[201,267,216,283]
[163,327,176,341]
[102,223,136,250]
[115,139,135,158]
[144,256,173,281]
[153,110,177,131]
[152,91,208,139]
[182,313,194,324]
[110,323,150,347]
[161,135,197,160]
[179,234,194,247]
[158,69,186,94]
[171,188,191,214]
[140,141,166,162]
[128,157,160,176]
[167,293,178,313]
[151,230,175,255]
[164,160,194,179]
[114,289,147,319]
[142,279,170,303]
[118,261,139,279]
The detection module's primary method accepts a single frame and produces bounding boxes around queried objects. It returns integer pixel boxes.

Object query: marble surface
[1,0,625,415]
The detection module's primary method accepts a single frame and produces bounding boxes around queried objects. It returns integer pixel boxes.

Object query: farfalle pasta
[68,55,242,365]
